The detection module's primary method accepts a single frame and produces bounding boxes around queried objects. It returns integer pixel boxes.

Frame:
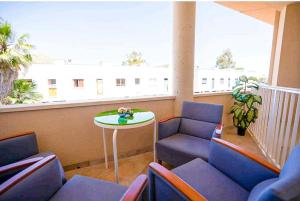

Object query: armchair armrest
[209,138,280,191]
[0,131,35,142]
[0,131,39,166]
[149,162,207,201]
[212,123,223,138]
[0,157,44,184]
[158,116,181,140]
[0,155,58,195]
[121,174,148,201]
[0,157,43,175]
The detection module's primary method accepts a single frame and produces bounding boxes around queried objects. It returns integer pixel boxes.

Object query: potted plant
[230,75,262,136]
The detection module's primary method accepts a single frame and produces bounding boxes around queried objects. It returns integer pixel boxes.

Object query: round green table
[94,109,156,183]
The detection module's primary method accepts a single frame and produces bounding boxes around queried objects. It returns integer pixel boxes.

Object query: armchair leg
[158,160,162,165]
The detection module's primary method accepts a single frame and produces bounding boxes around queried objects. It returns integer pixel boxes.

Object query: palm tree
[5,80,42,104]
[0,19,33,103]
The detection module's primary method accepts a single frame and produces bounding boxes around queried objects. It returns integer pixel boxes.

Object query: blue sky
[0,2,273,73]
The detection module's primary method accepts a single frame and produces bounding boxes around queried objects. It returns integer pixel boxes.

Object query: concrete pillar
[268,11,280,84]
[271,3,300,88]
[172,2,196,115]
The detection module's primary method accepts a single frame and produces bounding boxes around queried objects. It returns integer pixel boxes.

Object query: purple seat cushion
[49,175,127,201]
[172,158,249,201]
[156,134,210,166]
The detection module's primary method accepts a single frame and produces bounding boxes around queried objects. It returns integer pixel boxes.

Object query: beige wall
[0,94,234,167]
[271,3,300,88]
[0,99,174,166]
[194,94,234,127]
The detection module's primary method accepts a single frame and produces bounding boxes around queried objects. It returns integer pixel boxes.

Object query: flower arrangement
[117,107,134,118]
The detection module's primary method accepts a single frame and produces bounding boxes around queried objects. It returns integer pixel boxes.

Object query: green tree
[0,19,33,103]
[122,51,145,66]
[215,49,236,69]
[4,80,42,104]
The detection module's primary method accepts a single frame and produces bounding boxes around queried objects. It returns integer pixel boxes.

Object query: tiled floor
[65,126,266,186]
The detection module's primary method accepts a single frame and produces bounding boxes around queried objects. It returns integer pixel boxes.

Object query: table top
[94,109,155,127]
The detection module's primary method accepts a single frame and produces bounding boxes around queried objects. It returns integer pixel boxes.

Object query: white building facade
[18,61,261,103]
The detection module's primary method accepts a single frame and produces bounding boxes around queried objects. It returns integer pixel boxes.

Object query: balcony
[1,1,300,201]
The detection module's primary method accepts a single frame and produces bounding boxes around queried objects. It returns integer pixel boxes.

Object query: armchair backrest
[0,155,64,201]
[248,144,300,201]
[179,102,223,139]
[0,131,38,166]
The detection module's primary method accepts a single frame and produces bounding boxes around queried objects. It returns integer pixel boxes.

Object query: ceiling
[216,2,292,25]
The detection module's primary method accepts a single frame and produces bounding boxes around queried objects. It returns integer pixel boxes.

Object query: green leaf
[240,120,246,129]
[254,108,258,118]
[239,75,248,82]
[246,109,255,122]
[234,108,242,118]
[232,86,243,97]
[246,96,254,108]
[247,84,259,90]
[238,111,244,121]
[233,117,239,127]
[253,95,262,104]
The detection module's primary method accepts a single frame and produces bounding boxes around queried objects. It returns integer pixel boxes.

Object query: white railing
[249,84,300,168]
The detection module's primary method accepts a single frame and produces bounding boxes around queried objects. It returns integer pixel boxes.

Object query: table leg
[112,129,119,183]
[102,128,108,169]
[153,119,157,162]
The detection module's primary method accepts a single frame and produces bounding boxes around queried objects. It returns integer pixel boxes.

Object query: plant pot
[237,127,246,136]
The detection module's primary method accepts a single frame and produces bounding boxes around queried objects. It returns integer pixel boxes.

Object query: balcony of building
[0,1,299,201]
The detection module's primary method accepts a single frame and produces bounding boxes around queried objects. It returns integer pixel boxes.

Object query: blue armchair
[149,138,300,201]
[0,131,66,183]
[0,155,148,201]
[156,101,223,167]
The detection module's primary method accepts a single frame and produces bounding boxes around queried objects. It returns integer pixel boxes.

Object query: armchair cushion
[247,143,300,201]
[28,151,66,184]
[247,178,280,201]
[156,134,210,166]
[0,133,38,166]
[49,175,127,201]
[172,158,249,201]
[158,117,181,140]
[181,101,223,124]
[0,155,63,201]
[179,118,217,140]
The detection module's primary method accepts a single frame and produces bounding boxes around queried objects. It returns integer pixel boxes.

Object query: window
[48,79,57,97]
[135,78,140,85]
[96,79,103,95]
[116,78,125,87]
[202,78,207,85]
[164,78,168,92]
[228,78,231,88]
[73,79,84,88]
[212,78,215,89]
[22,79,33,83]
[48,79,56,85]
[48,88,57,97]
[220,78,224,85]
